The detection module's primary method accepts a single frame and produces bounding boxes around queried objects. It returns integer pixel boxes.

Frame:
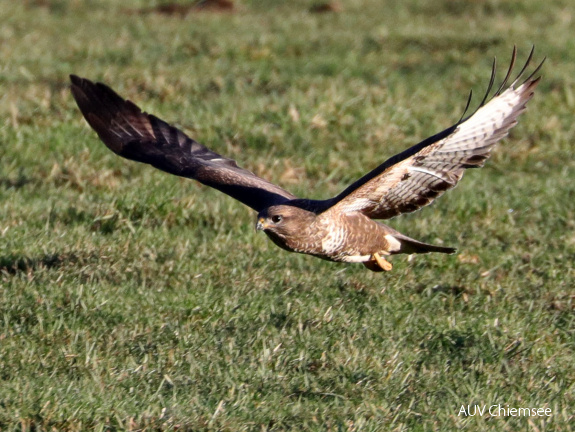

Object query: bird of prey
[70,47,542,272]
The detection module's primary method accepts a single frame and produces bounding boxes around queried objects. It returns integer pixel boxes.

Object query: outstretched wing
[326,47,543,220]
[70,75,297,212]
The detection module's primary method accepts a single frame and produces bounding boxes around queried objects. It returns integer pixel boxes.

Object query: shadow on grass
[0,252,80,275]
[0,175,36,190]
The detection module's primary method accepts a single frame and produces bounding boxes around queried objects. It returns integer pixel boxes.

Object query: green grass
[1,0,574,430]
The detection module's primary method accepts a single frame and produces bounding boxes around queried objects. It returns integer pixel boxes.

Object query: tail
[389,232,456,255]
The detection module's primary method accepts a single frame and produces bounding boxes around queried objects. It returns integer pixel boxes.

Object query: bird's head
[256,205,316,239]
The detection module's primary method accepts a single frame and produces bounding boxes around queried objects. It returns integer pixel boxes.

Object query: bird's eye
[271,215,283,224]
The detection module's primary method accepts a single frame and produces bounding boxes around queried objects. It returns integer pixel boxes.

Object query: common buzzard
[70,47,542,272]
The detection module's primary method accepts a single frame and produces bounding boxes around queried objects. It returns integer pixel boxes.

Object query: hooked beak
[256,217,267,232]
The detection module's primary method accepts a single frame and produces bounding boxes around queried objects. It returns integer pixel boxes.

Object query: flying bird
[70,47,542,272]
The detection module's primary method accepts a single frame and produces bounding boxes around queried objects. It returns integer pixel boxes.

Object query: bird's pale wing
[326,47,543,220]
[70,75,297,212]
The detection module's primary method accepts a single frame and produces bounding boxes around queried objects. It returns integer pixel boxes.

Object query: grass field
[1,0,574,430]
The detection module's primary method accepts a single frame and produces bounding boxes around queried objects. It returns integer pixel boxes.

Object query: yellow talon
[373,252,393,272]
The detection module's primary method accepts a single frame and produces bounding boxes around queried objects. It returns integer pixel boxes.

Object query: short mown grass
[1,0,574,430]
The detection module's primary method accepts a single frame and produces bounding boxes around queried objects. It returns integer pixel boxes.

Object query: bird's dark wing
[326,47,543,219]
[70,75,297,212]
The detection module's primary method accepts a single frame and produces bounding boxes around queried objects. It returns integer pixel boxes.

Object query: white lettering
[466,404,552,418]
[491,404,505,416]
[517,408,530,416]
[465,405,487,416]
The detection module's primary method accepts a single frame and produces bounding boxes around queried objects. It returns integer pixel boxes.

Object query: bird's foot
[363,253,393,272]
[373,252,393,272]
